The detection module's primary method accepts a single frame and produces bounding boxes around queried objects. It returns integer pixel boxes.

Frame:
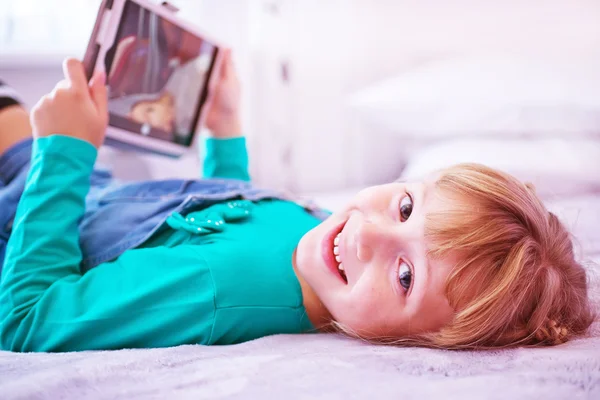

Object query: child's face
[296,177,456,338]
[129,93,175,132]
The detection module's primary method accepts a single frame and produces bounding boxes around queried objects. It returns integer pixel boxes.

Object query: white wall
[2,0,600,192]
[251,0,600,192]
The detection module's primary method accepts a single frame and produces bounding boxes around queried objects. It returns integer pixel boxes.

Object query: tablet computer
[83,0,223,156]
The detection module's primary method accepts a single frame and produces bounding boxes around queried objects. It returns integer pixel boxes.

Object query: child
[0,53,594,352]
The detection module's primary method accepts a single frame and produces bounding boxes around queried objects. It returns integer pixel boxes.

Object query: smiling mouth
[332,232,348,283]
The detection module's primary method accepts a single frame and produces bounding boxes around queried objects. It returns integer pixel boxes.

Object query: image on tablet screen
[105,0,216,146]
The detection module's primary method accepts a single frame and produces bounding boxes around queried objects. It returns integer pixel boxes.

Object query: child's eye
[399,194,413,222]
[398,262,412,292]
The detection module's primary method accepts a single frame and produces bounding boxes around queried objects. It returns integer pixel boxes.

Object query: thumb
[89,70,108,117]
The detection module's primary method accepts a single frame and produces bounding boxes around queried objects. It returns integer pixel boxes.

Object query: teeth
[333,233,341,262]
[332,232,346,282]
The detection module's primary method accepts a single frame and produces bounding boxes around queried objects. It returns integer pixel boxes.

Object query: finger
[89,70,108,116]
[48,80,71,103]
[62,58,88,92]
[53,79,71,92]
[225,50,239,81]
[219,49,232,79]
[88,69,105,88]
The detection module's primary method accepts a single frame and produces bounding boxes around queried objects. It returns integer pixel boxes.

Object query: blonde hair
[339,163,596,349]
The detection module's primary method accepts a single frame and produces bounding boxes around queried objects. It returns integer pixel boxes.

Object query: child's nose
[354,219,397,261]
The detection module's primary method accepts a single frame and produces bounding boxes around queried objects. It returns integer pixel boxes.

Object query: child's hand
[31,58,108,149]
[204,50,242,138]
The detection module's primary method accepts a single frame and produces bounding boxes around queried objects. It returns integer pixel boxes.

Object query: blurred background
[1,0,600,200]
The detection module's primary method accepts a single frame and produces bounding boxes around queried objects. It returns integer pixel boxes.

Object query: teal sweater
[0,135,319,352]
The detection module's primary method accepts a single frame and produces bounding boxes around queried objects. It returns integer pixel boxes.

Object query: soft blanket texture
[1,330,599,400]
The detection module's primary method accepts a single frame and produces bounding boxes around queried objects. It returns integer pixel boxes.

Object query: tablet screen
[104,0,217,146]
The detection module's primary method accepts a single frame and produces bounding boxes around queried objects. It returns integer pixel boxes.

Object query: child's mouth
[322,220,349,285]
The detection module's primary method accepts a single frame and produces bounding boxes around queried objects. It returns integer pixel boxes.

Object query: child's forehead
[415,174,444,208]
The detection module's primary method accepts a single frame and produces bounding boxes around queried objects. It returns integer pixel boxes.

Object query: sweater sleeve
[201,137,250,181]
[0,135,215,352]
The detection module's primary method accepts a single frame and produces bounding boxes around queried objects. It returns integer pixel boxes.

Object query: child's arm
[0,135,215,351]
[201,136,250,181]
[0,61,216,351]
[0,135,216,351]
[200,50,250,181]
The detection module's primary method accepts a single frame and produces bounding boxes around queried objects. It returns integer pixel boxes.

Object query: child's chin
[295,233,317,270]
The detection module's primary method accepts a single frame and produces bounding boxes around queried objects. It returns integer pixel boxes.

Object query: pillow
[348,56,600,138]
[399,138,600,198]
